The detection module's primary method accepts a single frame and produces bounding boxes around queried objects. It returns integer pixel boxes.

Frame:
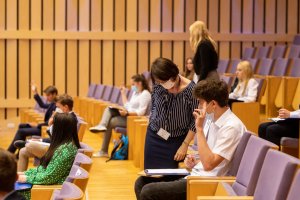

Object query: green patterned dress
[21,142,78,200]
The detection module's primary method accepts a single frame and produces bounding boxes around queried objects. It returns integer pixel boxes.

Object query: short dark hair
[0,149,17,192]
[193,80,229,107]
[56,94,74,110]
[151,57,179,82]
[43,86,58,95]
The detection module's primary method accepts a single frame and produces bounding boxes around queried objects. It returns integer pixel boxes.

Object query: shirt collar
[214,108,232,128]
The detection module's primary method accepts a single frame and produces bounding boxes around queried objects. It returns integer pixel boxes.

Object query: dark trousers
[258,119,299,146]
[135,176,187,200]
[7,123,42,153]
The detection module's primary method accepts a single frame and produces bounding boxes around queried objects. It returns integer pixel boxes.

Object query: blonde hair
[189,21,217,52]
[235,60,253,96]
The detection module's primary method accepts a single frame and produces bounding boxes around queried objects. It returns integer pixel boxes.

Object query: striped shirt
[149,81,198,137]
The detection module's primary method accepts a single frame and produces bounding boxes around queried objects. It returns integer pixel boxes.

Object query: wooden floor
[0,118,140,200]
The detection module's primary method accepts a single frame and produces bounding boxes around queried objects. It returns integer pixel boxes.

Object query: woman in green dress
[17,113,81,199]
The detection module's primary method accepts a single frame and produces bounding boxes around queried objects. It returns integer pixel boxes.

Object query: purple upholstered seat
[65,165,89,193]
[229,59,241,74]
[220,75,233,87]
[142,71,151,81]
[242,47,255,60]
[255,46,271,59]
[217,59,230,74]
[227,131,252,176]
[292,35,300,45]
[52,181,83,200]
[78,142,94,157]
[87,84,97,97]
[288,45,300,58]
[94,84,106,99]
[73,153,93,172]
[271,58,289,76]
[287,170,300,200]
[228,136,278,196]
[256,58,273,76]
[253,150,300,200]
[289,58,300,77]
[101,85,113,101]
[246,58,258,72]
[34,95,47,113]
[110,87,121,104]
[271,45,287,59]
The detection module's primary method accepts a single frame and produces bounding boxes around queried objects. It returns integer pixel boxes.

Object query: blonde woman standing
[189,21,219,81]
[229,60,258,104]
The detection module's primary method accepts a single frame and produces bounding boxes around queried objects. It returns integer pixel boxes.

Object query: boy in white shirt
[135,80,246,200]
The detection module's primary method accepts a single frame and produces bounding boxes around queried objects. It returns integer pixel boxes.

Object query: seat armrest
[197,196,253,200]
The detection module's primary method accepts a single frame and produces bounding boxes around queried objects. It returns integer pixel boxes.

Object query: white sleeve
[131,91,151,116]
[290,110,300,118]
[237,79,258,102]
[229,92,237,99]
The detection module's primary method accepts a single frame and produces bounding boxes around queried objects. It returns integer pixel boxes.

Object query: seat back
[110,87,121,104]
[66,165,89,193]
[271,45,287,59]
[287,170,300,200]
[227,131,253,176]
[127,90,135,101]
[271,58,289,76]
[255,46,271,59]
[34,95,47,113]
[94,84,106,99]
[288,58,300,77]
[231,136,278,196]
[52,181,83,200]
[87,84,97,97]
[255,78,266,102]
[246,58,258,73]
[288,45,300,58]
[78,142,93,158]
[293,35,300,45]
[217,59,230,74]
[242,47,255,59]
[102,85,113,101]
[256,58,273,75]
[229,59,241,74]
[254,150,300,200]
[142,71,151,81]
[220,75,233,88]
[77,120,87,142]
[73,153,93,172]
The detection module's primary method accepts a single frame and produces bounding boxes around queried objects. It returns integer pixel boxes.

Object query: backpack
[106,134,128,162]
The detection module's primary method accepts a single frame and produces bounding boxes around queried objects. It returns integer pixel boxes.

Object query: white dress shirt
[229,78,259,102]
[191,109,246,176]
[125,90,151,116]
[290,109,300,118]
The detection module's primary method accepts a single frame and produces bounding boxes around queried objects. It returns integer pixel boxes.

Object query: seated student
[7,83,58,154]
[90,74,151,157]
[135,80,246,200]
[17,113,80,200]
[183,57,198,83]
[0,149,25,200]
[258,108,300,146]
[17,94,78,172]
[228,61,258,107]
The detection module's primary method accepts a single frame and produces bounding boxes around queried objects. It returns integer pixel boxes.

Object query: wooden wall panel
[6,0,18,118]
[1,0,300,119]
[90,0,102,85]
[0,0,4,119]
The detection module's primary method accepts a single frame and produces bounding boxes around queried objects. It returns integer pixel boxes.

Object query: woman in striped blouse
[144,57,199,169]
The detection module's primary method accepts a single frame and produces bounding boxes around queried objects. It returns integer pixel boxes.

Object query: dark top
[193,39,219,81]
[3,191,26,200]
[149,81,198,137]
[33,94,56,124]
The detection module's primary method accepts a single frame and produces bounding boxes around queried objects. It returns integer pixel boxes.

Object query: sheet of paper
[144,168,190,175]
[268,118,285,122]
[29,140,50,146]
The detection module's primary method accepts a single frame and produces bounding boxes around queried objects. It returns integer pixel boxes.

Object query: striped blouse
[149,81,198,137]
